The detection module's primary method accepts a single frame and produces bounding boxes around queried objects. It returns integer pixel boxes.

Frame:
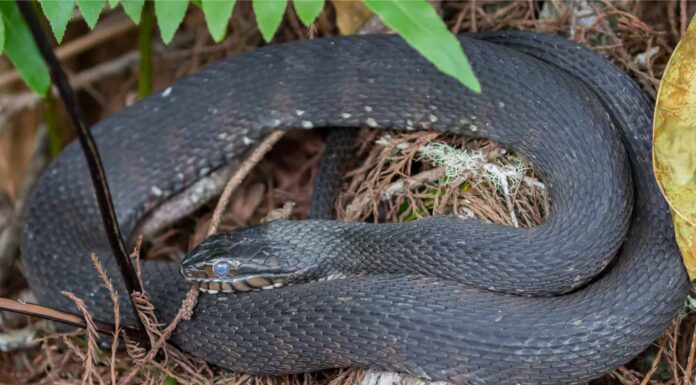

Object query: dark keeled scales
[21,32,689,384]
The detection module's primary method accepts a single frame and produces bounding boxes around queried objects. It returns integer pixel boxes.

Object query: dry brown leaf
[331,0,373,35]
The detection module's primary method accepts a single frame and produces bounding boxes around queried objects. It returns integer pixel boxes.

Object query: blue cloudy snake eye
[212,261,230,277]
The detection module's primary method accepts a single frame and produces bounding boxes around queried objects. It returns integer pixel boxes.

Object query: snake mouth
[184,274,290,293]
[179,231,320,294]
[180,259,295,293]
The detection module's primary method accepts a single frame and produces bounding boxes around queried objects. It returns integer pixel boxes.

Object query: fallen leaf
[330,0,372,35]
[674,212,696,279]
[654,16,696,222]
[653,15,696,278]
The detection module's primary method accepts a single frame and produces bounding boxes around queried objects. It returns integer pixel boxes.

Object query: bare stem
[16,0,144,331]
[138,1,154,98]
[41,86,63,158]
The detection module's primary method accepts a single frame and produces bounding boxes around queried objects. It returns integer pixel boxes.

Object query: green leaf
[252,0,287,42]
[154,0,188,44]
[202,0,236,42]
[40,0,75,43]
[363,0,480,93]
[0,2,50,95]
[121,0,144,23]
[0,14,5,54]
[77,0,105,29]
[293,0,323,26]
[109,0,120,7]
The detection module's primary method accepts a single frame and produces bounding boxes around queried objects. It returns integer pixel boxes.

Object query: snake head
[180,225,315,294]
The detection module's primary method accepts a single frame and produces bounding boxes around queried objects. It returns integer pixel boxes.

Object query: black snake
[21,31,690,384]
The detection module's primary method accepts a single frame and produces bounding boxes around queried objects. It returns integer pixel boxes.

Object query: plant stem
[16,0,145,331]
[138,1,154,98]
[41,87,63,158]
[33,3,63,158]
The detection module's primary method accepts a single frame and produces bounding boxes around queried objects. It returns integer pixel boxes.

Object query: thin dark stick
[15,1,144,330]
[0,298,148,342]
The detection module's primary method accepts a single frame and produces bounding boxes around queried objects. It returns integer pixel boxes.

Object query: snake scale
[21,31,690,384]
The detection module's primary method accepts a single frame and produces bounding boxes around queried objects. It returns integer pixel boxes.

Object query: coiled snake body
[21,31,690,384]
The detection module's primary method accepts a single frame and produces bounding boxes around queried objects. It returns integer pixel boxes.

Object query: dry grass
[0,1,695,385]
[335,130,546,228]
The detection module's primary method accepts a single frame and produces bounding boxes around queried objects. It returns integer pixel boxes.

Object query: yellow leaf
[330,0,372,35]
[654,16,696,227]
[674,213,696,279]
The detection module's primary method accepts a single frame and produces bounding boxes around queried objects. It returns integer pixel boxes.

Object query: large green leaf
[0,2,50,95]
[154,0,189,44]
[40,0,75,43]
[294,0,323,26]
[121,0,144,24]
[77,0,105,29]
[252,0,287,42]
[363,0,480,93]
[202,0,236,42]
[0,13,5,54]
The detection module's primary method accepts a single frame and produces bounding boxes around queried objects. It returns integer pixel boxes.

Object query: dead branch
[0,297,146,341]
[0,51,141,134]
[208,131,286,236]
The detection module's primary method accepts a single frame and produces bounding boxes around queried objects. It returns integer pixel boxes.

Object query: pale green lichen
[418,142,527,194]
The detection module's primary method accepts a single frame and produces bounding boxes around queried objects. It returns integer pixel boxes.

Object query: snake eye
[212,261,231,277]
